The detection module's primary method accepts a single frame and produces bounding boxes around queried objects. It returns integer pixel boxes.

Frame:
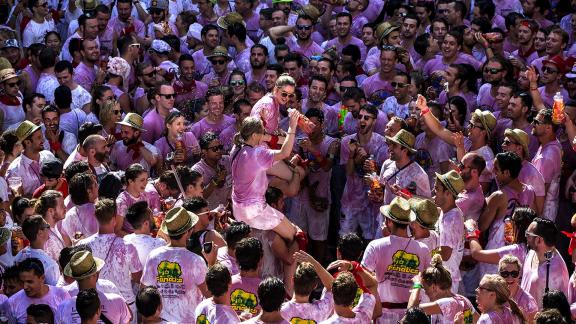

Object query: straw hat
[380,197,415,225]
[409,198,439,230]
[0,68,18,83]
[296,5,321,23]
[217,12,246,30]
[386,129,417,153]
[75,0,99,11]
[435,170,465,197]
[504,128,529,159]
[161,207,199,236]
[471,109,496,139]
[64,250,105,280]
[376,22,400,42]
[116,113,145,131]
[15,121,41,142]
[208,46,232,60]
[0,228,10,246]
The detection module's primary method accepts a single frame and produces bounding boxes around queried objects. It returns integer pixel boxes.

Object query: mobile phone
[203,241,213,254]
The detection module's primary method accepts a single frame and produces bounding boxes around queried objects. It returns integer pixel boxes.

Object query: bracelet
[412,283,423,289]
[465,229,481,240]
[420,107,430,116]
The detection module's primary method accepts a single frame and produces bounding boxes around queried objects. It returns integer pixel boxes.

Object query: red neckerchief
[173,79,196,95]
[0,94,20,106]
[126,142,145,160]
[108,128,122,141]
[518,45,537,60]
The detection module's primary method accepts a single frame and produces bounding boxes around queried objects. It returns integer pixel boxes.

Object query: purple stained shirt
[108,16,146,39]
[109,140,159,172]
[281,291,334,323]
[438,91,477,115]
[521,249,569,308]
[301,100,339,135]
[532,140,562,220]
[73,62,97,92]
[519,161,546,197]
[23,65,40,93]
[456,184,485,222]
[324,36,367,61]
[287,37,324,59]
[438,208,465,283]
[538,87,570,108]
[141,108,176,144]
[476,83,497,112]
[362,73,393,104]
[234,48,251,74]
[191,115,235,138]
[350,15,369,39]
[6,151,55,197]
[415,133,455,186]
[219,124,237,152]
[423,53,482,78]
[116,190,160,217]
[154,131,200,164]
[250,93,280,134]
[341,108,389,136]
[493,119,539,159]
[431,295,477,324]
[363,49,409,75]
[61,203,98,239]
[244,12,261,43]
[477,308,520,324]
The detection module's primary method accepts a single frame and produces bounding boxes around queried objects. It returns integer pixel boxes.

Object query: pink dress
[250,94,280,135]
[231,145,284,230]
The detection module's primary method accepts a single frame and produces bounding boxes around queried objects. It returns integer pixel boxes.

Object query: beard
[94,151,107,163]
[123,136,139,146]
[251,61,265,70]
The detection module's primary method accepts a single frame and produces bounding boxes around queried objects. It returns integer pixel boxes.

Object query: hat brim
[207,53,232,60]
[435,172,459,197]
[115,121,146,132]
[385,135,417,153]
[380,26,400,41]
[504,129,529,159]
[379,204,415,225]
[63,257,105,280]
[0,73,18,84]
[160,212,198,236]
[18,124,42,142]
[567,73,576,78]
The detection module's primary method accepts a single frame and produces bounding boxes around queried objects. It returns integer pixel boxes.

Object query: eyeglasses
[207,145,224,152]
[477,286,493,292]
[129,43,141,49]
[143,70,157,78]
[357,114,374,121]
[159,93,176,99]
[280,91,295,99]
[542,67,558,74]
[113,109,122,115]
[211,59,226,65]
[230,80,245,86]
[484,68,503,74]
[469,124,484,130]
[5,82,19,88]
[382,45,397,51]
[296,25,313,31]
[525,231,540,238]
[502,139,518,146]
[391,81,407,89]
[499,270,520,278]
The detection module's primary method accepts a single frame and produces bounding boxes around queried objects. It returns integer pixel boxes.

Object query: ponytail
[422,254,452,290]
[232,132,244,147]
[507,297,526,323]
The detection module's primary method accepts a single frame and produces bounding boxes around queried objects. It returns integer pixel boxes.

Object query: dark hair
[26,304,54,324]
[467,152,487,176]
[542,290,572,323]
[159,171,179,191]
[335,11,352,24]
[69,173,95,205]
[18,257,45,277]
[205,87,224,102]
[341,45,361,63]
[22,92,45,113]
[505,12,524,30]
[182,197,208,214]
[258,277,285,312]
[512,207,536,245]
[94,198,117,225]
[199,132,220,150]
[35,190,62,216]
[308,74,329,89]
[266,63,284,75]
[444,29,463,47]
[227,23,247,42]
[233,98,251,115]
[126,201,150,229]
[332,272,358,306]
[283,53,303,67]
[54,85,72,109]
[22,215,46,242]
[117,34,137,56]
[41,105,59,119]
[533,217,559,246]
[201,24,219,38]
[224,222,251,250]
[39,47,57,70]
[265,187,283,206]
[400,307,431,324]
[0,130,19,156]
[58,246,75,270]
[337,233,364,261]
[64,161,90,182]
[137,286,162,317]
[342,87,365,101]
[98,171,124,199]
[235,237,263,271]
[447,96,468,126]
[54,60,74,75]
[90,85,113,118]
[471,17,491,34]
[206,264,232,297]
[360,104,379,118]
[513,91,533,111]
[162,35,181,52]
[3,265,20,282]
[414,33,431,57]
[125,163,147,183]
[176,166,203,191]
[69,38,83,57]
[304,108,324,123]
[475,0,495,19]
[294,262,318,296]
[77,288,100,321]
[536,309,568,324]
[495,151,522,179]
[11,197,33,224]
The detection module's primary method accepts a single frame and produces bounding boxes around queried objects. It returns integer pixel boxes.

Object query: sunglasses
[143,70,157,78]
[477,286,493,292]
[391,81,407,89]
[5,81,18,88]
[211,59,226,65]
[469,124,484,130]
[296,25,313,31]
[484,68,503,74]
[499,270,520,278]
[502,139,518,146]
[525,231,540,238]
[129,43,141,48]
[159,93,176,99]
[438,9,449,14]
[358,114,374,121]
[542,67,558,74]
[113,109,122,115]
[532,119,546,125]
[207,145,224,152]
[149,8,163,14]
[280,91,295,99]
[40,223,51,230]
[230,80,245,86]
[382,45,397,51]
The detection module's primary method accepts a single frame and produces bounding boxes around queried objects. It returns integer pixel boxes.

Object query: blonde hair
[233,116,264,146]
[481,274,526,323]
[275,73,296,88]
[498,254,522,272]
[421,254,452,290]
[99,101,119,126]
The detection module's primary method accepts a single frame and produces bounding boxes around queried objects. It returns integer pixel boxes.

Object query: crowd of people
[1,0,576,322]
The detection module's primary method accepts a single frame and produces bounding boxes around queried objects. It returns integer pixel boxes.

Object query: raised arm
[268,25,295,43]
[274,109,299,161]
[294,251,334,291]
[416,95,456,146]
[527,66,546,111]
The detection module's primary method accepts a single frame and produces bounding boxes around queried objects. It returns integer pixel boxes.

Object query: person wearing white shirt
[123,201,167,268]
[22,0,56,48]
[55,61,92,113]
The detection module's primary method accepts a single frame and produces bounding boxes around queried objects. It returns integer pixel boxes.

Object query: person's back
[195,264,240,323]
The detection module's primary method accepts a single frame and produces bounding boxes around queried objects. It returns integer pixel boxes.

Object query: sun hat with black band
[435,170,465,197]
[161,207,199,236]
[0,228,10,247]
[380,196,415,225]
[64,250,105,280]
[217,12,246,30]
[385,129,417,153]
[15,120,41,142]
[208,46,232,61]
[116,113,146,132]
[408,198,439,230]
[471,109,496,140]
[0,68,18,84]
[376,22,400,42]
[504,128,530,160]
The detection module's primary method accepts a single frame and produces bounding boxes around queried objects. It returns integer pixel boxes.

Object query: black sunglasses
[159,93,176,99]
[207,145,224,152]
[484,68,503,74]
[296,25,313,31]
[211,59,226,65]
[280,91,295,99]
[499,270,520,278]
[502,139,518,146]
[113,109,122,115]
[5,81,19,88]
[391,81,407,89]
[542,66,559,74]
[357,114,373,121]
[143,70,157,78]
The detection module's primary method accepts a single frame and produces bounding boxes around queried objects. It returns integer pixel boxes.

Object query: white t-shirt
[141,246,208,323]
[438,207,465,284]
[71,85,92,112]
[123,233,167,267]
[194,298,241,323]
[55,291,131,324]
[78,233,142,303]
[320,293,375,324]
[22,19,56,47]
[281,291,334,323]
[14,247,61,286]
[62,279,122,297]
[5,286,70,323]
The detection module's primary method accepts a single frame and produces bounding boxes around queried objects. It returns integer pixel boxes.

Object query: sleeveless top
[0,94,24,131]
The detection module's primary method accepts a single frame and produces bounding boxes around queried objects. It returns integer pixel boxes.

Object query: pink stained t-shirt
[281,291,334,323]
[521,249,569,308]
[55,291,131,324]
[191,115,235,138]
[6,286,71,324]
[191,156,232,209]
[229,274,262,317]
[438,208,465,283]
[60,203,98,240]
[319,293,375,324]
[154,131,200,165]
[456,185,485,222]
[531,140,562,221]
[231,145,274,205]
[116,190,161,218]
[431,294,477,324]
[250,94,280,135]
[519,161,546,198]
[511,286,538,321]
[142,108,172,144]
[477,307,521,324]
[195,298,241,324]
[415,133,455,186]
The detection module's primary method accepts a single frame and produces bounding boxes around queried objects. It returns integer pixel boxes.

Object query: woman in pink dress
[408,254,479,324]
[231,109,301,251]
[498,255,538,322]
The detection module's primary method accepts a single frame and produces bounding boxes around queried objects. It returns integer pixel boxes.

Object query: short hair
[199,132,220,150]
[549,27,569,46]
[533,217,559,246]
[205,87,224,102]
[41,105,59,119]
[304,108,324,123]
[342,87,365,101]
[258,277,285,312]
[505,12,524,30]
[117,34,137,56]
[39,47,57,70]
[11,197,32,224]
[332,272,358,306]
[178,53,194,66]
[467,152,487,175]
[126,201,150,230]
[265,187,283,206]
[206,264,232,297]
[266,63,284,75]
[235,237,263,271]
[54,60,74,74]
[125,163,147,183]
[536,309,568,324]
[3,265,20,282]
[294,262,318,296]
[360,104,379,118]
[308,74,329,89]
[542,290,572,323]
[182,197,208,214]
[94,198,117,224]
[69,173,95,205]
[26,304,54,324]
[475,0,495,19]
[414,33,431,56]
[54,85,72,109]
[78,12,97,27]
[400,307,431,324]
[337,233,364,261]
[58,246,75,270]
[342,45,361,63]
[34,190,62,216]
[77,288,100,321]
[69,38,82,56]
[335,11,352,24]
[95,3,110,14]
[64,161,90,182]
[22,215,46,242]
[227,23,247,42]
[283,53,303,67]
[233,98,251,115]
[201,24,219,38]
[22,93,45,112]
[247,81,266,94]
[18,258,45,277]
[137,286,162,317]
[98,172,124,199]
[224,222,251,250]
[159,171,179,191]
[495,151,522,179]
[162,35,180,52]
[176,166,202,191]
[471,17,492,34]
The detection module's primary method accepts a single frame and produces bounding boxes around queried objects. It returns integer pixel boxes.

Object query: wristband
[420,106,430,116]
[412,283,423,289]
[465,229,481,240]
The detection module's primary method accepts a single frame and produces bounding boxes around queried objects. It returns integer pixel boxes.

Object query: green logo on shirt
[388,250,420,274]
[156,260,183,283]
[230,289,258,314]
[290,317,316,324]
[196,314,210,324]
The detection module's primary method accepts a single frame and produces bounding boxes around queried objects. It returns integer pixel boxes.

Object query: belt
[381,302,408,309]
